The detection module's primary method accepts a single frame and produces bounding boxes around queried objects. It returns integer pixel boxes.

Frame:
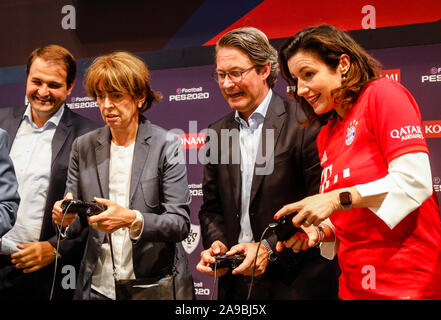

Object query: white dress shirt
[91,141,137,300]
[1,104,64,254]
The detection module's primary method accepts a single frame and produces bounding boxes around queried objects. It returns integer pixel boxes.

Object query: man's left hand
[11,241,56,273]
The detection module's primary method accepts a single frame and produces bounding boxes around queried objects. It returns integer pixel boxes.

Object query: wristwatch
[262,239,277,262]
[129,210,143,237]
[339,191,352,210]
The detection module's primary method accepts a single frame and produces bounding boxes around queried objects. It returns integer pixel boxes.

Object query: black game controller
[61,200,107,217]
[210,253,245,270]
[270,212,301,242]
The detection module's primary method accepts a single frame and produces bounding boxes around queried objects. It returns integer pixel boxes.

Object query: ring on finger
[303,220,311,227]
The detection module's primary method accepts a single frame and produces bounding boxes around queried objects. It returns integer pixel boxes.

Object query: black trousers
[218,248,340,300]
[0,254,75,300]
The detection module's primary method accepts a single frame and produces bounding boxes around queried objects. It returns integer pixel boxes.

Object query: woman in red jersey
[275,24,441,300]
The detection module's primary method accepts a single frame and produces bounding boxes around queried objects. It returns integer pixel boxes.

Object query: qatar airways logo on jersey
[390,125,424,141]
[169,87,210,102]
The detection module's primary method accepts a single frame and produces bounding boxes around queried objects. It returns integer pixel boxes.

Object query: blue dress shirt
[234,90,272,243]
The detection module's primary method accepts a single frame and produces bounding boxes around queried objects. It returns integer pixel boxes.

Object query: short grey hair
[215,27,279,88]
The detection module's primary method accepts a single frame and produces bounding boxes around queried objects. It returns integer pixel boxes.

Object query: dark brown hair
[26,44,76,89]
[279,24,383,124]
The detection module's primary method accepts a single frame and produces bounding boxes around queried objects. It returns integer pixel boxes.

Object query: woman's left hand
[274,190,341,228]
[275,225,319,253]
[88,197,136,233]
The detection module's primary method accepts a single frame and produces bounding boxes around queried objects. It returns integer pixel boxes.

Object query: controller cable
[246,225,274,300]
[210,262,218,300]
[49,201,72,300]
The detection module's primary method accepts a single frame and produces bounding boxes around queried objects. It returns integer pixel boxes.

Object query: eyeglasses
[212,65,258,84]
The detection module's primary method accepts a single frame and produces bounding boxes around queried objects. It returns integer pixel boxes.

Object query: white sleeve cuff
[129,210,144,240]
[355,152,433,229]
[319,218,339,260]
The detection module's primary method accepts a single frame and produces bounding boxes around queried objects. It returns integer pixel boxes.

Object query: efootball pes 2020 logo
[169,87,210,102]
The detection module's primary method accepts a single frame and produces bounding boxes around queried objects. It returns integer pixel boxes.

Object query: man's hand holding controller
[53,193,141,235]
[52,193,108,227]
[52,192,77,227]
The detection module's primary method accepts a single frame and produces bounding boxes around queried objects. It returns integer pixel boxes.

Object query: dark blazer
[0,104,99,299]
[199,92,339,300]
[0,128,20,237]
[66,115,194,300]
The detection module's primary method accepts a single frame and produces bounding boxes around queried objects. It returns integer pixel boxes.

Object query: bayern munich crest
[182,224,201,254]
[345,120,358,146]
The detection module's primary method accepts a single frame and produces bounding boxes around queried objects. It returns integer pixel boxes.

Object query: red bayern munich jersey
[317,77,441,299]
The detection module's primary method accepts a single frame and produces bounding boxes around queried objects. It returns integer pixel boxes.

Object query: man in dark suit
[0,45,99,300]
[197,27,339,299]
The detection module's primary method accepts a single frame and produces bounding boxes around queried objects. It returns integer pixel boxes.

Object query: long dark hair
[279,24,383,125]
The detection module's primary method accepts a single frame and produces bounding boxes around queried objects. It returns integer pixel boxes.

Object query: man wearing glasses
[197,27,339,299]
